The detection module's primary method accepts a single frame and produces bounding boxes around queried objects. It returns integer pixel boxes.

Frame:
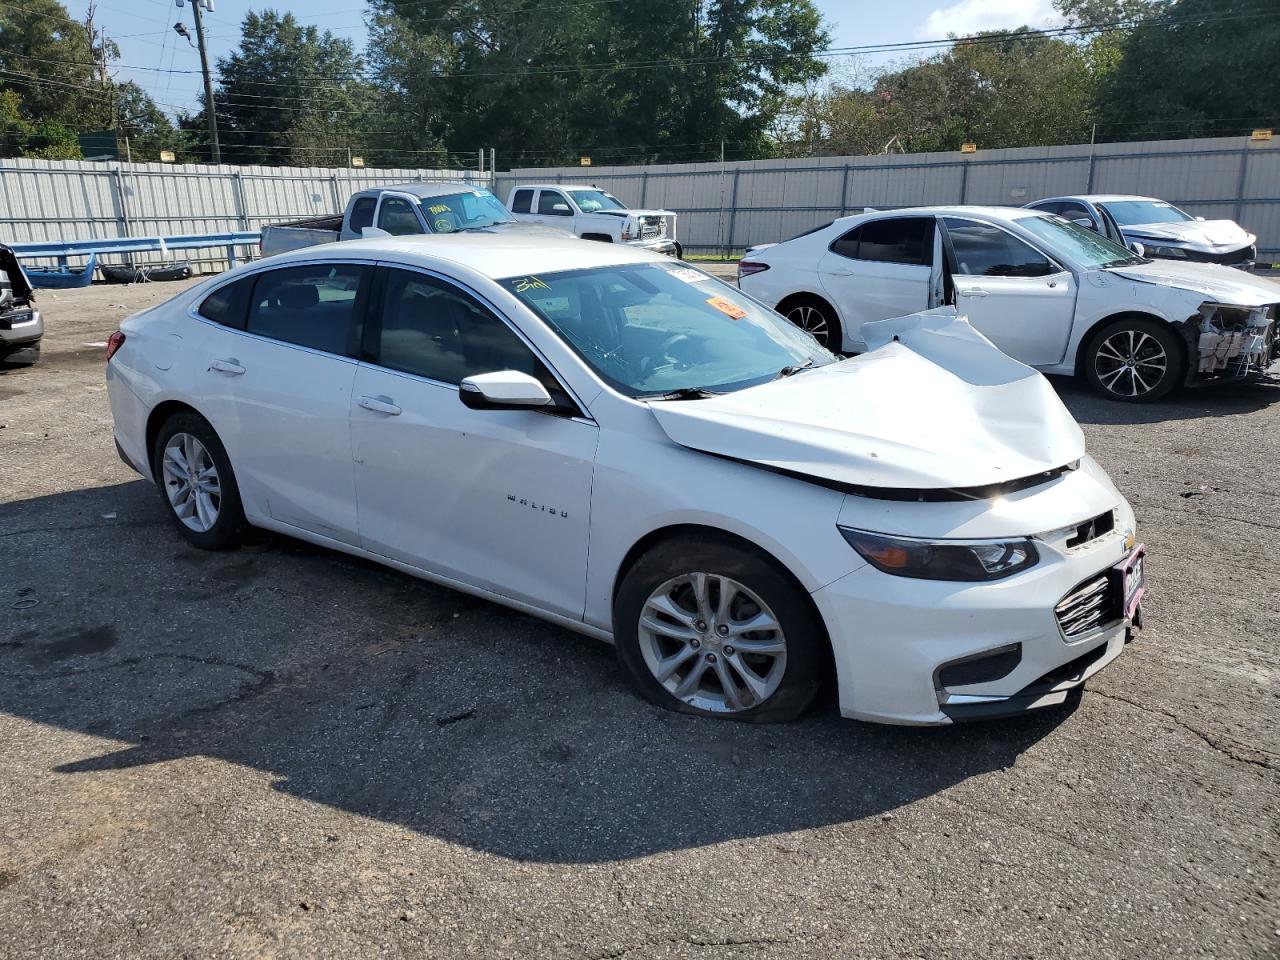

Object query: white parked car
[107,233,1142,725]
[738,206,1280,402]
[1023,195,1258,271]
[506,184,680,257]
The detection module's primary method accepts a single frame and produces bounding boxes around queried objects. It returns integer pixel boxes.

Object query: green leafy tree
[0,88,81,158]
[0,0,115,131]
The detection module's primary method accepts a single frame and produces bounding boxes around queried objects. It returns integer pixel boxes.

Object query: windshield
[1100,199,1196,227]
[568,189,626,213]
[499,263,834,398]
[1019,214,1144,269]
[419,189,513,232]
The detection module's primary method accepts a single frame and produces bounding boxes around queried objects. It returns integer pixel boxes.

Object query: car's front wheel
[614,536,826,722]
[1083,317,1185,402]
[152,411,246,549]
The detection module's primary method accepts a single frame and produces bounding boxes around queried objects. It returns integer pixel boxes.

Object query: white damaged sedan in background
[107,234,1143,725]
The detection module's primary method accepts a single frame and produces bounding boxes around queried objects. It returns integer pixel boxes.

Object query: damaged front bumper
[1184,302,1280,385]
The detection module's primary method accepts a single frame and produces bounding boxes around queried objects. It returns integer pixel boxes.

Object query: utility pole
[186,0,220,164]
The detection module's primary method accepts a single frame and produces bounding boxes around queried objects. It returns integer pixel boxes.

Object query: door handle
[827,269,854,276]
[209,358,245,375]
[358,395,402,416]
[959,287,989,298]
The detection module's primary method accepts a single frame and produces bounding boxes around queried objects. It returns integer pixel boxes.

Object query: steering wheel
[659,333,693,366]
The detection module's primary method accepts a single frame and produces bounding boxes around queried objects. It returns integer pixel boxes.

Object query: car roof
[1033,195,1159,204]
[513,184,608,191]
[354,181,492,200]
[258,231,662,280]
[831,205,1044,225]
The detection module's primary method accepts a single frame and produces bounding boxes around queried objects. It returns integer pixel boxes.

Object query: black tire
[151,410,246,550]
[613,536,827,723]
[777,294,842,353]
[1,341,40,365]
[1083,317,1185,403]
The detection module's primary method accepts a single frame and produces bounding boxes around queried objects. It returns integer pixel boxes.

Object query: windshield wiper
[638,386,720,401]
[774,358,817,379]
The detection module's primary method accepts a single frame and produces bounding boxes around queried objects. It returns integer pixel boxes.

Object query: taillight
[737,261,769,280]
[106,330,126,361]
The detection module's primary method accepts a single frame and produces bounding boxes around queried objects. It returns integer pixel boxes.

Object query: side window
[537,190,572,216]
[197,275,254,330]
[943,218,1056,278]
[376,197,423,236]
[829,218,933,265]
[511,189,533,214]
[246,264,366,355]
[348,196,376,233]
[1058,203,1096,226]
[376,268,545,386]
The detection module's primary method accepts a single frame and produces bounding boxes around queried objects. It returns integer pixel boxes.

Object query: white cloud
[918,0,1062,39]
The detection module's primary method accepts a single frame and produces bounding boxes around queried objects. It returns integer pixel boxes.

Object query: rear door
[817,215,935,351]
[195,261,371,544]
[940,216,1077,366]
[350,266,598,619]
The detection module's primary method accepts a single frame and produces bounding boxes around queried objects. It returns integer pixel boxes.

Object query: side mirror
[1128,241,1145,257]
[361,226,391,239]
[552,203,571,214]
[1072,217,1098,232]
[1195,216,1206,222]
[459,370,552,410]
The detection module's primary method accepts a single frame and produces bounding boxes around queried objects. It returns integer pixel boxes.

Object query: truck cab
[506,184,680,257]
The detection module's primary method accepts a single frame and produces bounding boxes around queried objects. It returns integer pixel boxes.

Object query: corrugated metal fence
[0,158,488,271]
[496,135,1280,258]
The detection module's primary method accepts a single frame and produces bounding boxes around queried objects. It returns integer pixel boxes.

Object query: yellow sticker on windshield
[514,276,551,293]
[428,203,451,215]
[705,295,747,320]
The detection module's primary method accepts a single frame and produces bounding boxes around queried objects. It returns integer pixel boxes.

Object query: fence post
[723,169,741,259]
[114,166,132,239]
[233,171,250,230]
[329,174,342,213]
[839,164,850,217]
[1233,147,1250,225]
[958,159,969,204]
[1085,153,1096,193]
[640,170,649,208]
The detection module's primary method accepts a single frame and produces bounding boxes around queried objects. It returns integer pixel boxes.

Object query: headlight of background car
[1144,244,1188,259]
[839,528,1039,581]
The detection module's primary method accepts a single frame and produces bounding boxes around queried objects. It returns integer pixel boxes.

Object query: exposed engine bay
[1188,302,1279,382]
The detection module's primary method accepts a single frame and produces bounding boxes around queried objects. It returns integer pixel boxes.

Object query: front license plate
[1115,544,1146,620]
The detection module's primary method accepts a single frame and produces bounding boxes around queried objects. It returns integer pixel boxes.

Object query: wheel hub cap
[1095,329,1168,397]
[161,432,221,533]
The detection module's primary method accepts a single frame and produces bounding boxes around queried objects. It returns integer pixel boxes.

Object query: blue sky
[69,0,1061,118]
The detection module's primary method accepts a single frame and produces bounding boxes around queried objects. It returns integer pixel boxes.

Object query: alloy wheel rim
[162,432,221,532]
[787,305,829,346]
[1094,329,1168,397]
[638,572,787,714]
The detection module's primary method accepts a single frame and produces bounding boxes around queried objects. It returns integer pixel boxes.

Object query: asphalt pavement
[0,276,1277,960]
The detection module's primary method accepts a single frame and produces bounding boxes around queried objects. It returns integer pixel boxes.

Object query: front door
[941,217,1078,366]
[350,266,598,619]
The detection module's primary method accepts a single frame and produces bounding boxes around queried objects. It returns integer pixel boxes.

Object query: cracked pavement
[1,276,1278,959]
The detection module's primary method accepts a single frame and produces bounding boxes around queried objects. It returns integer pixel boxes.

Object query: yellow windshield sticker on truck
[705,295,747,320]
[428,203,452,215]
[514,276,551,293]
[433,218,454,232]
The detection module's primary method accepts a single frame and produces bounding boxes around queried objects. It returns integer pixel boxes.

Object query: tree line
[0,0,1275,167]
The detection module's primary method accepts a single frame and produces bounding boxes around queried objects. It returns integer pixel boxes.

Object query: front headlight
[839,527,1039,581]
[1145,244,1188,259]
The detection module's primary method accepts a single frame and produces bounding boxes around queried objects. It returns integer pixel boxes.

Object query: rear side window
[511,189,533,214]
[246,264,366,355]
[944,218,1056,278]
[830,217,933,266]
[198,275,254,329]
[348,196,376,233]
[375,268,544,385]
[377,197,423,236]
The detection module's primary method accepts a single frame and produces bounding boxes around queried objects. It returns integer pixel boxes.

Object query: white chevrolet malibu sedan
[107,234,1144,724]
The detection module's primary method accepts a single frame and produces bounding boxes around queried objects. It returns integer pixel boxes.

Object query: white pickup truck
[506,184,680,257]
[260,182,561,257]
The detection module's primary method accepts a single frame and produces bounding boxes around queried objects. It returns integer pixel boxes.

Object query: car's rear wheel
[778,294,842,352]
[1083,317,1184,402]
[152,411,245,550]
[614,537,826,722]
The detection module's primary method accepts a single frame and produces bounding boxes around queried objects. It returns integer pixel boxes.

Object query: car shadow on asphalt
[1051,374,1280,424]
[4,481,1076,864]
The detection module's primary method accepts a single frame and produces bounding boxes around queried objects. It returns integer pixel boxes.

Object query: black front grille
[1055,573,1118,638]
[1182,244,1254,265]
[1065,510,1115,548]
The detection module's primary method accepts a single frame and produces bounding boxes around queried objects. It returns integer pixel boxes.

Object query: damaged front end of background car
[0,243,43,365]
[1185,301,1280,383]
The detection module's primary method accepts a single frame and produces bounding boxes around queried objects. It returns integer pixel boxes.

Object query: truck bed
[260,214,345,257]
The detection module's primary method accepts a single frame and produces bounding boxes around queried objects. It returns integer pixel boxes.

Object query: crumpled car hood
[1123,219,1253,248]
[649,311,1085,490]
[1107,260,1280,306]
